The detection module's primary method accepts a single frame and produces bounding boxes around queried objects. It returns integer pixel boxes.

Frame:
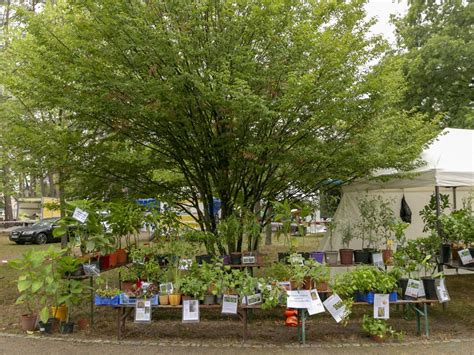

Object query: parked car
[9,218,67,245]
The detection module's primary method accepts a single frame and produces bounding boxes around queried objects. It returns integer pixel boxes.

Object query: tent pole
[435,186,444,275]
[452,187,457,210]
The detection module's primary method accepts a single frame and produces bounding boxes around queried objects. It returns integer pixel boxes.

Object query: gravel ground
[1,333,474,355]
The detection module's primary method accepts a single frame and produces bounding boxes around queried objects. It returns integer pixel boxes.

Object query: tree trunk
[58,170,67,248]
[3,165,14,220]
[48,172,56,197]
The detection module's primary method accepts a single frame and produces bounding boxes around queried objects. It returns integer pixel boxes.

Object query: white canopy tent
[320,128,474,251]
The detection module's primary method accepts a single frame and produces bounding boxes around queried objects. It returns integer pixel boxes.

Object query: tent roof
[344,128,474,191]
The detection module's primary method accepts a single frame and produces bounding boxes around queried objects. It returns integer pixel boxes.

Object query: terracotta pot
[121,281,136,293]
[371,335,385,343]
[339,249,353,265]
[116,249,127,264]
[382,249,393,265]
[169,293,182,306]
[20,314,37,331]
[109,251,117,267]
[317,282,329,292]
[452,247,461,262]
[303,276,315,290]
[77,318,89,331]
[51,304,67,322]
[159,294,169,305]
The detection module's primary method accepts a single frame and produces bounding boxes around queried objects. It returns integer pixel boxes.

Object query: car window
[32,219,57,227]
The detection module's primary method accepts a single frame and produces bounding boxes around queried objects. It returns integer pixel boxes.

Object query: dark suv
[9,218,62,245]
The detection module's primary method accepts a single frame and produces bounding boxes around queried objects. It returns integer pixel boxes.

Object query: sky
[365,0,409,44]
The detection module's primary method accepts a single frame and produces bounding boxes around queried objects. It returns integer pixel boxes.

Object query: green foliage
[393,234,442,278]
[357,195,395,249]
[392,0,473,128]
[362,315,401,339]
[331,266,398,296]
[95,288,121,298]
[1,0,436,248]
[9,246,88,323]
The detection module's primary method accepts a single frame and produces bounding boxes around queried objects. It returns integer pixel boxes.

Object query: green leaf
[31,280,44,293]
[17,279,32,292]
[39,306,49,324]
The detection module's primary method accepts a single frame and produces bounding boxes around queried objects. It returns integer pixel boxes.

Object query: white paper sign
[373,294,389,319]
[72,207,89,223]
[221,294,239,314]
[436,278,450,303]
[179,258,193,270]
[405,279,420,298]
[323,294,346,323]
[242,255,256,264]
[372,253,384,269]
[287,290,313,309]
[418,279,426,297]
[134,299,151,323]
[182,299,199,323]
[307,289,325,316]
[458,249,473,265]
[246,293,262,306]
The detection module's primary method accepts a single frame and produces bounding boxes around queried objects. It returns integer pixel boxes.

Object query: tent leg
[452,187,457,210]
[435,186,444,274]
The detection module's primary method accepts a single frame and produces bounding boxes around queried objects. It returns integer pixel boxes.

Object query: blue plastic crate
[94,294,120,306]
[119,293,159,305]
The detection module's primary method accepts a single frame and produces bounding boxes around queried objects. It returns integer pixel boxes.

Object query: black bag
[400,195,412,223]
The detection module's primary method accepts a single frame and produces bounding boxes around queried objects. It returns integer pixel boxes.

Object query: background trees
[393,0,474,128]
[1,1,436,251]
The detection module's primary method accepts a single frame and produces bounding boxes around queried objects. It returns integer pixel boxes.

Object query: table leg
[301,309,306,345]
[90,277,94,328]
[117,307,122,340]
[242,308,248,341]
[415,305,421,335]
[424,303,430,337]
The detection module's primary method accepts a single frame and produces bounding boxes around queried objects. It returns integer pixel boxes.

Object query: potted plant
[362,315,400,343]
[324,220,338,265]
[305,259,330,292]
[180,268,207,301]
[95,287,121,305]
[9,247,63,331]
[339,223,354,265]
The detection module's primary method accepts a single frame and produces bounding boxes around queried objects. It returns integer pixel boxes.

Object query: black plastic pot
[38,320,53,333]
[196,255,213,265]
[155,254,168,267]
[421,277,438,300]
[278,252,290,264]
[59,321,74,334]
[203,294,216,305]
[398,278,411,300]
[470,248,474,258]
[230,252,242,265]
[353,250,371,264]
[298,252,311,260]
[441,244,451,264]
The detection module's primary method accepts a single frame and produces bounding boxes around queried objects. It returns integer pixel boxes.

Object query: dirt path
[1,333,473,355]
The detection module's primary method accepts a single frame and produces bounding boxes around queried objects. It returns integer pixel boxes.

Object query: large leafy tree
[393,0,474,128]
[3,0,435,249]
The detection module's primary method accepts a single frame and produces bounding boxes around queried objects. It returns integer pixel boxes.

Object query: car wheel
[35,233,48,245]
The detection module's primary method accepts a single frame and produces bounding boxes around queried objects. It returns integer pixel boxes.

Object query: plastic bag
[400,195,412,223]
